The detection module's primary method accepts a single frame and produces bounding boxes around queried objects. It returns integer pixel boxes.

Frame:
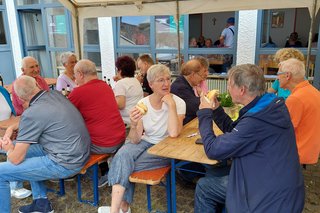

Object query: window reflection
[46,8,67,48]
[155,15,184,49]
[0,12,7,45]
[84,18,99,45]
[17,0,39,5]
[120,16,150,46]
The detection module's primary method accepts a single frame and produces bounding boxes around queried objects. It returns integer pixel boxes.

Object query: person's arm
[115,95,126,110]
[162,94,184,137]
[0,136,30,164]
[127,107,144,144]
[3,116,20,140]
[268,87,277,93]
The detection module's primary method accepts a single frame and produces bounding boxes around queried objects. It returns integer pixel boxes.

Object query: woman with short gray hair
[56,52,77,92]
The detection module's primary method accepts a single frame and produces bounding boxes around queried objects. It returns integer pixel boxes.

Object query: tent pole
[75,8,82,59]
[176,0,181,72]
[306,0,317,77]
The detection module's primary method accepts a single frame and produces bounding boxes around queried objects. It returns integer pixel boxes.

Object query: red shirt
[69,79,125,147]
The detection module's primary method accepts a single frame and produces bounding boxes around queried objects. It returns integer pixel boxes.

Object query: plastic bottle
[62,88,67,96]
[103,76,107,83]
[66,84,71,92]
[107,78,111,87]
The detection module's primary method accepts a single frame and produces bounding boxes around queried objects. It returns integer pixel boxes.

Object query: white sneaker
[97,206,131,213]
[11,188,32,199]
[98,206,110,213]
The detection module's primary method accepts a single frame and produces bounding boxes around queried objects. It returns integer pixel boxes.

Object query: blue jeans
[0,144,81,213]
[108,140,170,204]
[194,166,230,213]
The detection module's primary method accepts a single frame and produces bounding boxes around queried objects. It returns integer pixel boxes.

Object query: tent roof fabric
[59,0,318,18]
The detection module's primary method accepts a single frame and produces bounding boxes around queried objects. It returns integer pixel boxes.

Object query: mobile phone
[195,138,203,145]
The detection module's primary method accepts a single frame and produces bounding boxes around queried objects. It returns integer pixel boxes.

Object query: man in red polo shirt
[69,59,126,186]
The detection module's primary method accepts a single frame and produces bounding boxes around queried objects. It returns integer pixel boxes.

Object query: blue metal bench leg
[77,163,99,206]
[58,179,65,196]
[146,185,152,212]
[166,172,171,213]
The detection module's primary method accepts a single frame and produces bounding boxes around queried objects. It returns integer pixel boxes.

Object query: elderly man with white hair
[0,75,90,213]
[278,58,320,164]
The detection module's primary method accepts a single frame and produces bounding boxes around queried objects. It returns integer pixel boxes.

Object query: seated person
[137,55,154,96]
[12,56,49,116]
[195,64,304,213]
[68,59,126,187]
[171,57,209,125]
[197,35,205,48]
[0,86,31,199]
[285,32,302,47]
[98,64,186,213]
[189,37,198,47]
[205,38,213,48]
[0,75,90,213]
[56,52,77,92]
[113,56,144,127]
[267,48,305,99]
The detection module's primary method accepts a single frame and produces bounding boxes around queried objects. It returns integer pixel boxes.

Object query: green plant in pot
[218,92,239,120]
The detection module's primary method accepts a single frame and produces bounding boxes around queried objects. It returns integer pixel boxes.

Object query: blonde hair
[274,48,305,63]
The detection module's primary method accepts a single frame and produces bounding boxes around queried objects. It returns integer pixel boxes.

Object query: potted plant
[218,92,240,120]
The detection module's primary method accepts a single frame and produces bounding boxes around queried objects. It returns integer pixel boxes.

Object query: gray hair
[21,56,37,69]
[279,58,305,79]
[13,75,38,100]
[74,59,97,76]
[228,64,266,96]
[60,52,77,66]
[147,64,171,83]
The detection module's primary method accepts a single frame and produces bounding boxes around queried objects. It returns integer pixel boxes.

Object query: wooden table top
[4,78,57,94]
[0,116,19,137]
[148,118,223,165]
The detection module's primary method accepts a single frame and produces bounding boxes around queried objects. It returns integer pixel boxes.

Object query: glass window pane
[50,51,63,78]
[0,12,7,45]
[117,52,148,61]
[0,1,3,5]
[156,53,183,73]
[189,54,227,74]
[21,11,45,46]
[155,15,184,49]
[120,16,150,46]
[16,0,39,5]
[84,18,99,45]
[46,7,67,48]
[260,8,320,48]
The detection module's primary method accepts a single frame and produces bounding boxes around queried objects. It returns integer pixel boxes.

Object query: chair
[129,166,171,213]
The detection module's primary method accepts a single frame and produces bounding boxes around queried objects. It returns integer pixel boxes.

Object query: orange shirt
[286,80,320,164]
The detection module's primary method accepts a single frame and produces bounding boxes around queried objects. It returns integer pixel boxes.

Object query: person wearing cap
[219,17,235,48]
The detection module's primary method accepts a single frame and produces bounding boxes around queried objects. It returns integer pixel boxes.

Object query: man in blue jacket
[195,64,304,213]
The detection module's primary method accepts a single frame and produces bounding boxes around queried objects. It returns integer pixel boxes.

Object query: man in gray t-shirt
[0,75,90,213]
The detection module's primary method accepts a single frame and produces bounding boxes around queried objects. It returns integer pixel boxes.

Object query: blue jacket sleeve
[198,108,260,160]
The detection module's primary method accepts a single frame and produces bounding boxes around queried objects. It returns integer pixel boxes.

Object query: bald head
[14,75,40,102]
[74,59,98,85]
[21,56,40,77]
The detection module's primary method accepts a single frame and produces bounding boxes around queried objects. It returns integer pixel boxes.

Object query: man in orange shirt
[278,58,320,164]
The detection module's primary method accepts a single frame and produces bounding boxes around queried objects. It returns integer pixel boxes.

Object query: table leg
[171,159,176,213]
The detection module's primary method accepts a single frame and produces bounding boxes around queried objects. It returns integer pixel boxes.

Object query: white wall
[237,10,258,65]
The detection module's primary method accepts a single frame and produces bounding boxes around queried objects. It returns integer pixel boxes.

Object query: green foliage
[218,92,234,107]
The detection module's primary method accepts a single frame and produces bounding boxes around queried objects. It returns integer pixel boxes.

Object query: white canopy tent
[58,0,320,87]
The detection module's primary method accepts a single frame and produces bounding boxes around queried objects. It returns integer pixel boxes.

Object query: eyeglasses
[276,71,287,76]
[154,78,171,84]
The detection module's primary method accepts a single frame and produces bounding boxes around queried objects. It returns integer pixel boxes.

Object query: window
[155,15,184,49]
[84,18,99,45]
[120,16,150,46]
[16,0,39,5]
[0,11,7,45]
[46,7,67,48]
